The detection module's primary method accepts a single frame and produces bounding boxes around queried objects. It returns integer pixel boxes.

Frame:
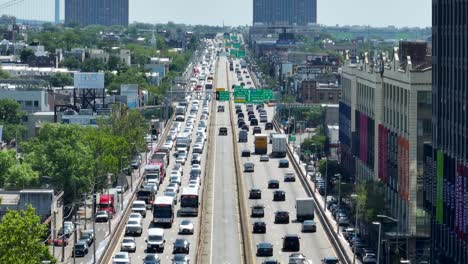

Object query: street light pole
[373,222,382,264]
[351,194,359,264]
[336,173,341,234]
[323,156,328,211]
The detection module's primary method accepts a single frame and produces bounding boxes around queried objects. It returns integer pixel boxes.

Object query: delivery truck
[296,197,315,221]
[271,134,287,158]
[254,134,268,154]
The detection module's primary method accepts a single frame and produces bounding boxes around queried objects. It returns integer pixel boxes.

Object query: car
[173,238,190,254]
[80,229,95,246]
[131,159,141,169]
[284,172,296,182]
[217,105,225,112]
[164,191,178,205]
[131,200,147,218]
[260,155,269,162]
[251,204,265,217]
[244,162,255,172]
[362,252,377,263]
[190,153,201,165]
[176,155,187,165]
[125,219,143,236]
[290,253,307,263]
[338,216,350,226]
[256,242,273,257]
[250,118,258,126]
[241,149,251,157]
[321,257,339,264]
[129,212,142,222]
[143,254,161,264]
[219,127,228,135]
[248,114,256,121]
[112,252,131,264]
[95,210,111,222]
[274,211,290,224]
[179,220,194,234]
[238,120,246,128]
[168,182,180,193]
[120,237,136,252]
[249,188,262,199]
[172,254,190,264]
[253,221,266,233]
[273,190,286,201]
[262,260,280,264]
[72,241,88,257]
[268,179,280,189]
[253,126,262,135]
[357,247,375,259]
[279,159,290,168]
[193,143,204,154]
[236,108,243,114]
[265,122,273,130]
[237,112,244,118]
[282,234,300,252]
[302,220,317,232]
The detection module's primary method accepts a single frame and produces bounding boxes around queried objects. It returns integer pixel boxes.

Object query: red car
[48,236,69,246]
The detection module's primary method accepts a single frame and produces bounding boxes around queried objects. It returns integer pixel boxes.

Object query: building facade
[297,80,341,104]
[253,0,317,26]
[340,43,432,262]
[424,1,468,263]
[65,0,129,27]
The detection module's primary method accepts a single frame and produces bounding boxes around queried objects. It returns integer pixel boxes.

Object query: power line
[0,0,25,10]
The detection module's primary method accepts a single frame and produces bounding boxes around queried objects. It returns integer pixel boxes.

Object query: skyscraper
[253,0,317,26]
[65,0,129,27]
[426,0,468,263]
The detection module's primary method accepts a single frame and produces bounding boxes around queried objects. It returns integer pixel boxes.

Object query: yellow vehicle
[254,134,268,154]
[216,87,226,92]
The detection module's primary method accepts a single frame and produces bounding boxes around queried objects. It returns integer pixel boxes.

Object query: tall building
[253,0,317,26]
[65,0,129,27]
[340,42,432,262]
[423,0,468,263]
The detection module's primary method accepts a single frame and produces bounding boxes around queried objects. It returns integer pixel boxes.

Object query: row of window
[383,83,409,134]
[17,100,39,108]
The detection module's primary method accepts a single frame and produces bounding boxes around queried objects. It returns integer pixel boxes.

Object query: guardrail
[228,62,256,264]
[99,113,175,264]
[272,119,351,264]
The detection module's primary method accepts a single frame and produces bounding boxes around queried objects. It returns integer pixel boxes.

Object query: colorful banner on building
[436,150,444,224]
[0,125,2,142]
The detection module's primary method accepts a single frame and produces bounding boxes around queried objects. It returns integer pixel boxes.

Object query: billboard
[74,72,104,89]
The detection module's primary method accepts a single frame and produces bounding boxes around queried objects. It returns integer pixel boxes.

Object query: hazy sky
[130,0,431,28]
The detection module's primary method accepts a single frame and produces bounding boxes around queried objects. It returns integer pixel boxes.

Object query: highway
[228,57,338,263]
[210,56,242,263]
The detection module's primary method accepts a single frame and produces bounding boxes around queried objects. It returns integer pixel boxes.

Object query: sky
[130,0,431,28]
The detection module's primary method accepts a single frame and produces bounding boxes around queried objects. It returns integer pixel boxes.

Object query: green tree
[0,150,16,186]
[60,56,82,70]
[49,73,73,88]
[0,99,24,124]
[0,68,11,79]
[107,67,147,92]
[20,49,35,63]
[82,58,108,72]
[0,205,56,264]
[4,163,39,189]
[318,159,341,178]
[108,56,128,72]
[356,180,387,222]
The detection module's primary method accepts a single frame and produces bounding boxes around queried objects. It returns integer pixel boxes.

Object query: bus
[152,196,174,227]
[205,80,213,91]
[180,187,199,216]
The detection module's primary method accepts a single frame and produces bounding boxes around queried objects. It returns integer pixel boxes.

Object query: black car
[265,122,273,130]
[219,127,228,136]
[262,260,280,264]
[72,241,88,257]
[242,124,250,131]
[238,112,245,118]
[249,188,262,199]
[282,234,300,251]
[217,105,225,112]
[256,104,263,110]
[80,230,95,246]
[253,127,262,135]
[191,153,201,165]
[251,205,265,217]
[274,211,290,224]
[242,150,251,157]
[256,242,273,257]
[236,108,242,114]
[273,190,286,201]
[248,114,256,121]
[268,180,280,189]
[250,118,258,126]
[173,238,190,254]
[253,221,266,233]
[248,110,255,116]
[279,159,290,168]
[284,172,296,182]
[238,120,246,128]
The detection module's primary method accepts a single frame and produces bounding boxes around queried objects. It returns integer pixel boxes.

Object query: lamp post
[351,194,359,264]
[336,173,342,234]
[377,214,399,263]
[323,156,328,211]
[120,156,127,211]
[373,221,382,264]
[106,173,113,235]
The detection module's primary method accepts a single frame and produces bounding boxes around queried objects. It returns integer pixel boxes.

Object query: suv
[282,234,300,252]
[253,221,266,233]
[217,105,224,112]
[251,205,265,217]
[253,127,262,135]
[219,127,228,135]
[265,122,273,130]
[249,188,262,199]
[274,211,290,224]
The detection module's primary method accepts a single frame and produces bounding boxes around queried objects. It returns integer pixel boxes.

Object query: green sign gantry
[249,89,273,103]
[238,49,246,58]
[234,88,250,103]
[218,91,230,101]
[233,42,241,49]
[289,135,296,142]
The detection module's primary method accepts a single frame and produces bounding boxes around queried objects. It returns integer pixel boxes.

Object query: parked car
[72,241,88,257]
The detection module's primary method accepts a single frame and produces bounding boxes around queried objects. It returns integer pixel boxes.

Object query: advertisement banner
[74,72,105,89]
[456,164,464,238]
[436,150,444,224]
[0,125,2,142]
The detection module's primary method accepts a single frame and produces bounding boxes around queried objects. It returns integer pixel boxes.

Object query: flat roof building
[65,0,129,27]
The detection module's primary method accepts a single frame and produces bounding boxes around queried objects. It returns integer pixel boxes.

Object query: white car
[193,143,204,154]
[196,131,207,141]
[128,212,142,222]
[170,175,182,185]
[164,140,174,149]
[120,237,136,252]
[112,252,131,264]
[164,191,178,205]
[178,220,194,234]
[167,182,180,193]
[260,155,269,162]
[172,164,183,176]
[196,127,205,134]
[189,178,200,186]
[166,186,178,194]
[188,183,199,189]
[195,137,204,145]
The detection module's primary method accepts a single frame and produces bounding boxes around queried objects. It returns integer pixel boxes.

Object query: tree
[49,73,73,88]
[20,49,35,64]
[318,159,341,179]
[108,56,128,72]
[356,180,387,222]
[0,205,56,264]
[0,68,11,79]
[82,58,108,72]
[0,150,16,186]
[107,67,147,92]
[0,99,24,124]
[4,163,39,189]
[60,56,82,70]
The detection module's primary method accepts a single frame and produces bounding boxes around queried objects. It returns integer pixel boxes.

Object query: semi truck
[98,192,116,217]
[271,134,288,158]
[254,134,268,154]
[296,198,315,221]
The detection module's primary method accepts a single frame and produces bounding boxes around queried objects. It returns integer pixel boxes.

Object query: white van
[146,228,165,252]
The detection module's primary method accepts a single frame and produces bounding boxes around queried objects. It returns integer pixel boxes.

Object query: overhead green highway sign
[234,88,250,103]
[218,91,230,101]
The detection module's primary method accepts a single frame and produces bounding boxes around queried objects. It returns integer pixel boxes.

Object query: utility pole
[73,211,77,264]
[337,173,341,233]
[52,210,56,258]
[92,193,96,264]
[61,205,65,262]
[323,156,328,211]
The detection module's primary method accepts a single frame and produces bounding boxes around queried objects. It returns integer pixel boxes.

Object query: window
[25,101,32,107]
[34,101,39,107]
[328,93,334,100]
[319,93,324,101]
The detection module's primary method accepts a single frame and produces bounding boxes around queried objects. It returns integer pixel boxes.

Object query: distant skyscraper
[427,0,468,263]
[65,0,129,27]
[253,0,316,26]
